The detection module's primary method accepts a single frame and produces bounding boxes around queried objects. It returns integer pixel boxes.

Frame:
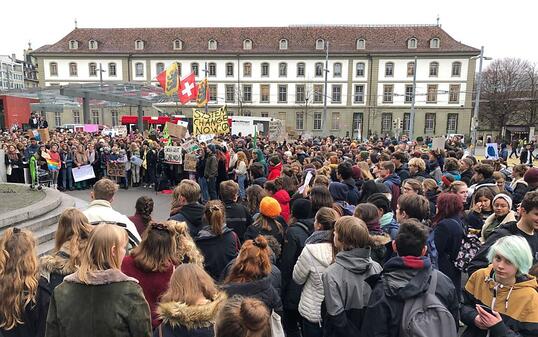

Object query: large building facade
[0,55,25,90]
[32,25,479,138]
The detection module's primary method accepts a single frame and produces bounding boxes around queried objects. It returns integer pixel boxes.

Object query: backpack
[426,230,439,270]
[453,230,482,272]
[400,271,458,337]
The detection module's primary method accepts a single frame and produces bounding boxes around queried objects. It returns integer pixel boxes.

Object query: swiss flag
[179,72,198,104]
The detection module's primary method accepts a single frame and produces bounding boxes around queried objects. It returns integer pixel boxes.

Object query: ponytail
[204,200,225,236]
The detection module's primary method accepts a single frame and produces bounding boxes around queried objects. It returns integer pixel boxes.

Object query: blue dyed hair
[487,236,533,275]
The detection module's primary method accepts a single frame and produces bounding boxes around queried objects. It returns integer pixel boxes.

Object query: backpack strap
[427,270,438,295]
[295,222,310,234]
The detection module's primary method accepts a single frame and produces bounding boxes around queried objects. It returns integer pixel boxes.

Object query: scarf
[380,212,394,229]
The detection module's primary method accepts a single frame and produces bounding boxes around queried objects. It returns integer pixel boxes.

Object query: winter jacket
[468,221,538,276]
[461,265,538,337]
[360,256,459,337]
[220,256,282,295]
[512,178,529,209]
[253,176,267,187]
[273,189,291,222]
[280,218,314,310]
[129,213,149,236]
[395,164,410,182]
[40,240,88,290]
[434,216,465,296]
[1,277,51,337]
[83,200,141,246]
[468,178,498,199]
[461,169,473,186]
[426,189,440,220]
[341,178,360,206]
[121,255,174,328]
[154,292,227,337]
[481,211,517,242]
[222,275,283,314]
[194,226,240,280]
[322,247,382,337]
[369,231,391,266]
[244,217,287,250]
[204,154,217,179]
[223,200,252,241]
[293,241,333,324]
[45,269,152,337]
[169,202,205,238]
[382,174,401,212]
[267,162,283,181]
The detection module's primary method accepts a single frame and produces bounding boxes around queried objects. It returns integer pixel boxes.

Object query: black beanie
[292,199,313,220]
[367,193,391,213]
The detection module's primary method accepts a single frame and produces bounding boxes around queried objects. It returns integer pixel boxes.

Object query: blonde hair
[92,178,118,201]
[204,200,226,236]
[160,263,219,305]
[54,208,92,267]
[409,157,426,172]
[130,222,176,272]
[173,180,201,204]
[422,178,438,192]
[77,224,128,284]
[236,151,248,165]
[167,220,205,266]
[0,228,39,330]
[357,161,374,180]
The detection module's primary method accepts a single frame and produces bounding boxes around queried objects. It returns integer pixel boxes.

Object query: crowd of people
[1,127,538,337]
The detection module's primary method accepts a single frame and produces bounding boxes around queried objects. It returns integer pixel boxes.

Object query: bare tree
[516,62,538,128]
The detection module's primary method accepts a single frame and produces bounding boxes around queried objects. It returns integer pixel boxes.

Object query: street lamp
[471,47,493,155]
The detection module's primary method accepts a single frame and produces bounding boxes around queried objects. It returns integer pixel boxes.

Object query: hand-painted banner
[192,106,230,136]
[183,153,198,172]
[164,146,182,164]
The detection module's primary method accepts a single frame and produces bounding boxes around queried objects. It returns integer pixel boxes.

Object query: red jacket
[121,255,173,328]
[273,189,291,222]
[267,162,282,181]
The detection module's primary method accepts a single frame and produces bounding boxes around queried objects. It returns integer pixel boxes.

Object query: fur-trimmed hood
[369,231,391,247]
[40,240,87,276]
[157,292,227,330]
[64,268,138,285]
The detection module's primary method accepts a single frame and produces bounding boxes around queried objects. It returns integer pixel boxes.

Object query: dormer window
[208,39,217,50]
[88,40,97,50]
[430,38,440,48]
[173,39,183,50]
[135,40,144,50]
[316,39,325,50]
[68,40,78,50]
[279,39,288,50]
[356,39,366,49]
[407,38,417,49]
[243,39,252,50]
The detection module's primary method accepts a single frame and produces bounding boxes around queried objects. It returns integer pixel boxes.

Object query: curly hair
[167,220,204,266]
[135,196,154,229]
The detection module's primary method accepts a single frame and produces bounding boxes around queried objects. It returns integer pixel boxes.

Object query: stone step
[9,194,75,233]
[37,240,55,257]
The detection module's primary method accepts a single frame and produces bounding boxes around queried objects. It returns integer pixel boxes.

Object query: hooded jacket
[273,189,291,222]
[169,202,205,238]
[461,265,538,337]
[267,162,283,181]
[45,269,152,337]
[40,240,88,290]
[382,173,401,212]
[293,241,333,324]
[434,216,465,296]
[369,230,392,265]
[481,211,518,242]
[512,178,529,208]
[223,200,253,241]
[322,247,382,337]
[380,212,399,240]
[204,153,218,179]
[360,256,459,337]
[222,275,283,314]
[194,226,240,280]
[461,168,474,186]
[280,218,314,310]
[154,292,227,337]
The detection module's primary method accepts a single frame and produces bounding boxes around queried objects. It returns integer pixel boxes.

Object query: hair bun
[253,235,268,249]
[239,298,270,332]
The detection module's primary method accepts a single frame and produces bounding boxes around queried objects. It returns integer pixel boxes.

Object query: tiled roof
[32,25,479,55]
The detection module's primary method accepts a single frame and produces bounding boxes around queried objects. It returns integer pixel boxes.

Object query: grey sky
[2,0,537,68]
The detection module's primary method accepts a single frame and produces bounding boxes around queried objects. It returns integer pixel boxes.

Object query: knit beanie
[292,199,313,220]
[524,168,538,186]
[260,196,281,218]
[351,165,363,180]
[493,193,513,211]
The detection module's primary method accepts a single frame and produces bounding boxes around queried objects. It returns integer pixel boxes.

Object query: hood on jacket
[381,256,433,300]
[40,240,88,276]
[304,242,334,267]
[157,292,227,330]
[305,230,332,245]
[179,203,205,227]
[293,218,315,232]
[329,182,349,202]
[64,268,138,285]
[195,225,234,241]
[380,212,398,229]
[383,173,401,186]
[335,247,375,274]
[273,189,291,204]
[370,232,391,247]
[223,275,273,295]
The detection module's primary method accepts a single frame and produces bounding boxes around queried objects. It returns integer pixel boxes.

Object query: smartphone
[478,304,494,315]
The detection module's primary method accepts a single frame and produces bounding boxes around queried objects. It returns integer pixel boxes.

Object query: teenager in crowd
[169,180,205,238]
[167,220,205,267]
[511,164,529,207]
[400,178,424,196]
[214,296,271,337]
[244,196,287,251]
[467,187,496,230]
[367,193,399,240]
[264,179,291,222]
[129,196,154,236]
[40,208,92,290]
[0,228,51,337]
[220,180,252,240]
[354,203,390,265]
[422,178,441,218]
[45,224,152,337]
[481,194,517,242]
[448,180,469,206]
[246,184,267,218]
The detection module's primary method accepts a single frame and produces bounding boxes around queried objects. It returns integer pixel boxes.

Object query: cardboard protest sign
[166,122,188,139]
[431,137,445,151]
[183,153,198,172]
[107,162,126,177]
[269,120,285,142]
[193,106,230,136]
[164,146,183,164]
[181,139,200,154]
[198,134,215,143]
[72,165,95,182]
[485,143,499,160]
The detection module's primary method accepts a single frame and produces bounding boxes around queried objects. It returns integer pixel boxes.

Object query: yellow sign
[193,106,230,136]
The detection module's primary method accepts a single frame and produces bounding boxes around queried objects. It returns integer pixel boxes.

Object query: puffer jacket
[154,292,227,337]
[40,240,88,290]
[461,265,538,337]
[293,242,333,324]
[322,247,382,337]
[45,269,152,337]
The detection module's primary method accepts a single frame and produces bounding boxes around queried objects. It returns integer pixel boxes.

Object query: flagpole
[204,62,209,113]
[175,61,180,116]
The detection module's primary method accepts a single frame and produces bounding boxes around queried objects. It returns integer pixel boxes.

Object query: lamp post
[471,47,492,155]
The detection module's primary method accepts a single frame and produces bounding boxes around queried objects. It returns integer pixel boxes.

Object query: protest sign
[107,162,126,177]
[431,137,445,151]
[184,153,198,172]
[485,143,499,160]
[181,139,200,153]
[198,134,215,143]
[193,106,230,135]
[83,124,99,133]
[164,146,183,164]
[72,165,95,182]
[166,122,188,139]
[269,120,285,142]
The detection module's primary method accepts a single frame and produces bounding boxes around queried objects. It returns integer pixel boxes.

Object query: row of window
[382,84,460,104]
[49,62,117,77]
[380,112,458,134]
[69,37,441,51]
[56,110,119,126]
[384,61,461,77]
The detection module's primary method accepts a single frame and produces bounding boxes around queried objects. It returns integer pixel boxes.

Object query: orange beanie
[259,196,281,218]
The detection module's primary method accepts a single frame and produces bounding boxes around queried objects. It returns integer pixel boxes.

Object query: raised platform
[0,183,88,256]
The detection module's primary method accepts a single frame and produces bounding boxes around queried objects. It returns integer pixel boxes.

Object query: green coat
[45,269,152,337]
